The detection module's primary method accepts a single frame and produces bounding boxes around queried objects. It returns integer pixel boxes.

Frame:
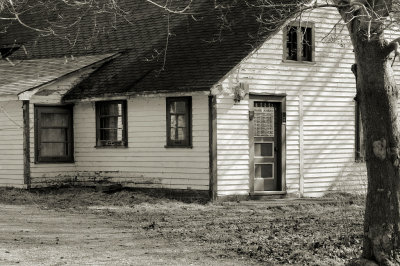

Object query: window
[96,101,127,147]
[283,22,314,62]
[286,26,298,61]
[355,100,365,161]
[35,105,74,163]
[166,97,192,147]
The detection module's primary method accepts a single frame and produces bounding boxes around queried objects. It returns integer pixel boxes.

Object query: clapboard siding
[30,94,210,190]
[215,97,250,195]
[0,101,25,187]
[215,6,372,197]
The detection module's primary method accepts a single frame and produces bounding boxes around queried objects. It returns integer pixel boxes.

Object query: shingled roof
[0,54,116,98]
[0,0,299,100]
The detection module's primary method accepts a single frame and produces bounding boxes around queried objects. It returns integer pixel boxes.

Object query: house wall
[215,7,374,197]
[0,100,25,187]
[29,93,210,191]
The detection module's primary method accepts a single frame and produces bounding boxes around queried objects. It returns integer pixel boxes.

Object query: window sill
[164,145,193,149]
[282,59,316,65]
[35,161,75,164]
[94,146,128,149]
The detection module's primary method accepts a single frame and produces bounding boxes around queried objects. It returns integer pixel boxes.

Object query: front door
[250,100,282,192]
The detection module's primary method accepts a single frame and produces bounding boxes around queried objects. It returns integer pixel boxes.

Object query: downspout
[22,100,31,189]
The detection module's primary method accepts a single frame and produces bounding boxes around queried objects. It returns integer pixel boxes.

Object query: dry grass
[0,186,365,265]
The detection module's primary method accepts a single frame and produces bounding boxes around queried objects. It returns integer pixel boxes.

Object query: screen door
[251,101,281,191]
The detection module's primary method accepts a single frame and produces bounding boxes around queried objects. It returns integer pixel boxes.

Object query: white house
[1,1,397,198]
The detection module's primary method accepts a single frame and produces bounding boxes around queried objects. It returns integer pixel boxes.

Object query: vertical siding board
[299,90,304,196]
[209,95,218,200]
[23,101,30,187]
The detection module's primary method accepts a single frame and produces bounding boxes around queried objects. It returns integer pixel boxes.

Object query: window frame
[34,105,74,163]
[165,97,192,148]
[355,99,365,162]
[282,22,315,63]
[95,100,128,148]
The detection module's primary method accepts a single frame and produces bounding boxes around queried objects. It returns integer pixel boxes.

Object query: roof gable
[63,0,285,100]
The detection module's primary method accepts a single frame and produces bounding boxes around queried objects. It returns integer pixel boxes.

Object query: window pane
[41,129,67,142]
[255,143,273,157]
[41,113,68,127]
[255,164,273,178]
[100,117,120,129]
[170,116,176,128]
[286,26,297,60]
[177,115,186,127]
[117,117,123,140]
[100,129,123,141]
[176,102,186,113]
[170,102,176,113]
[100,103,122,116]
[170,128,185,141]
[118,117,123,129]
[177,128,185,140]
[170,128,176,140]
[40,143,66,157]
[301,27,312,61]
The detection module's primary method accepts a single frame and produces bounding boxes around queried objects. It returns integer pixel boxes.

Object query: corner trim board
[22,101,31,188]
[299,91,304,197]
[209,95,218,201]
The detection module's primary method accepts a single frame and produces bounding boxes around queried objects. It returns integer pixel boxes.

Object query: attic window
[1,46,20,59]
[283,22,314,62]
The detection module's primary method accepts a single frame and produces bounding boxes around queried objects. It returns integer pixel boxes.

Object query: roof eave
[63,87,211,102]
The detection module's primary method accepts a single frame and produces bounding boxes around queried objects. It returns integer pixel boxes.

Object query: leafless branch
[144,0,194,15]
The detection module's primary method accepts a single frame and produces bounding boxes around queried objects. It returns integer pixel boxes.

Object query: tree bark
[354,35,400,265]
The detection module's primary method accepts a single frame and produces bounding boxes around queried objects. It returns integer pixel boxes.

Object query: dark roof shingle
[0,54,115,96]
[0,0,299,100]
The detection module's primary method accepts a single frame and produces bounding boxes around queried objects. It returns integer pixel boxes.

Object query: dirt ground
[0,187,365,265]
[0,204,255,266]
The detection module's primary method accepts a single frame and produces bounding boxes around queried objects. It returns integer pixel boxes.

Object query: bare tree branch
[143,0,194,15]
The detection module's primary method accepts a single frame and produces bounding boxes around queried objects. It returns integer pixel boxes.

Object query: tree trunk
[354,36,400,265]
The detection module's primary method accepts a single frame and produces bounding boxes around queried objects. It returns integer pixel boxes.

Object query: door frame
[249,93,286,194]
